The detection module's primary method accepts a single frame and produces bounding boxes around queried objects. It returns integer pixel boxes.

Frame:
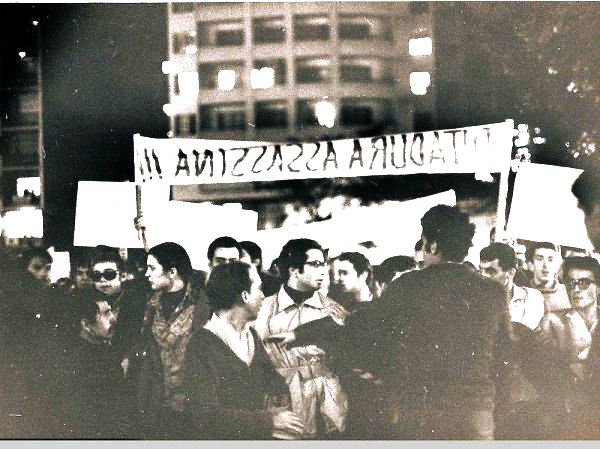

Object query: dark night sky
[39,3,169,248]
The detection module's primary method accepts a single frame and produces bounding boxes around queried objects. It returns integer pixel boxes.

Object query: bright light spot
[217,70,236,91]
[567,81,576,92]
[32,20,39,26]
[189,30,197,37]
[161,61,175,75]
[534,127,541,134]
[250,67,275,89]
[410,72,430,95]
[533,137,547,144]
[515,133,530,147]
[517,123,528,131]
[177,71,199,97]
[314,100,336,128]
[17,177,41,197]
[18,51,26,59]
[162,103,175,116]
[184,45,197,55]
[409,37,432,56]
[167,131,174,138]
[548,67,557,75]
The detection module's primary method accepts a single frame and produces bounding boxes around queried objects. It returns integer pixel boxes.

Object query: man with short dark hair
[329,252,373,311]
[479,242,546,439]
[57,296,128,438]
[373,256,417,299]
[182,261,304,439]
[526,241,571,312]
[240,240,281,297]
[207,236,242,269]
[254,238,349,439]
[271,205,506,439]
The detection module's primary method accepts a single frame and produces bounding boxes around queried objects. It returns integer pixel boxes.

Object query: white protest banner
[74,181,170,248]
[506,163,593,249]
[143,201,258,270]
[133,121,514,185]
[249,190,457,268]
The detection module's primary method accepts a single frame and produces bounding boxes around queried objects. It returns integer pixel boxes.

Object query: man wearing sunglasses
[537,256,600,438]
[254,238,349,439]
[87,248,149,364]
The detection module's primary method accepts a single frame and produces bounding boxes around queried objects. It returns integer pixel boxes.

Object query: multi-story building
[0,5,43,242]
[165,1,436,144]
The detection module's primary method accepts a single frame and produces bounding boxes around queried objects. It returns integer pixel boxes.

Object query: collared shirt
[254,286,349,438]
[204,313,255,366]
[510,285,545,331]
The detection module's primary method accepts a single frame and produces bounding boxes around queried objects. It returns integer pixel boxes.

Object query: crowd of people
[0,168,600,440]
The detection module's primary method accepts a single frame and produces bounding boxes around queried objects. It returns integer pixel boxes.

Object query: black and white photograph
[1,0,600,441]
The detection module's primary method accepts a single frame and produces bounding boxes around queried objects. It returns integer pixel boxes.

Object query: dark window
[340,65,372,83]
[255,101,288,128]
[339,23,370,40]
[410,2,429,15]
[172,3,195,14]
[296,100,320,126]
[174,116,182,136]
[295,58,331,84]
[200,104,246,131]
[197,21,244,47]
[253,17,286,44]
[341,104,373,126]
[215,29,244,46]
[188,114,197,135]
[294,16,330,41]
[414,112,434,131]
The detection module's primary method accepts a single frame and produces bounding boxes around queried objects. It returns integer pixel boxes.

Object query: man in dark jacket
[271,205,507,440]
[182,261,304,440]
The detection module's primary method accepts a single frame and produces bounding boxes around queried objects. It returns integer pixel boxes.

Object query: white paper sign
[507,163,593,249]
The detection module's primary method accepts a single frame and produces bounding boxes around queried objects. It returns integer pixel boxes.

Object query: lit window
[177,71,199,97]
[162,61,174,75]
[162,103,175,116]
[217,70,236,91]
[314,101,336,128]
[410,71,430,95]
[409,37,432,56]
[185,45,198,55]
[251,67,275,89]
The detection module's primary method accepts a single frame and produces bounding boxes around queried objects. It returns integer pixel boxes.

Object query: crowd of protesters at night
[1,167,600,440]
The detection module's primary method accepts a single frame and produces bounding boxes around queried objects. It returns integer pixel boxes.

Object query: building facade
[165,1,436,143]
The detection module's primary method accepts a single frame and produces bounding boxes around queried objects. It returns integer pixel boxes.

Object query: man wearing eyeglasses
[537,256,600,438]
[254,238,349,439]
[87,247,149,364]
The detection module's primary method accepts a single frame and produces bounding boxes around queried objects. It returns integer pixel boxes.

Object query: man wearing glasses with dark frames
[254,238,349,439]
[536,256,600,438]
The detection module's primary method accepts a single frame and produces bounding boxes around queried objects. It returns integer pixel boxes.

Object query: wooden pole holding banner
[135,184,149,252]
[494,119,514,243]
